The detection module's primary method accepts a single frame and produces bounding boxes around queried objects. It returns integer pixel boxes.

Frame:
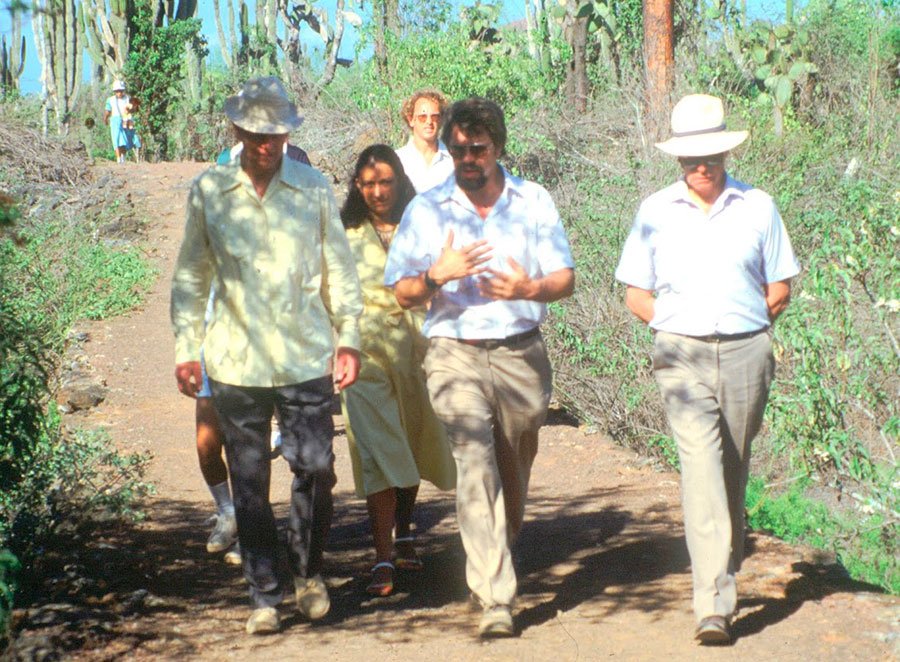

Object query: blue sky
[2,1,525,95]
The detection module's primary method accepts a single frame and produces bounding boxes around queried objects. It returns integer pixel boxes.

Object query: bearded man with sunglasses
[385,97,575,638]
[616,94,800,645]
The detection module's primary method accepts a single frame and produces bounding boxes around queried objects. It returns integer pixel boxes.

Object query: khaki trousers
[653,330,774,622]
[424,334,552,607]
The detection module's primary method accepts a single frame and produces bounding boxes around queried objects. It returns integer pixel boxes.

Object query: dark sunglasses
[679,154,726,170]
[448,143,491,159]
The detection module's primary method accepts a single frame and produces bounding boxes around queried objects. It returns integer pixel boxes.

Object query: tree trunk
[642,0,674,142]
[33,6,54,136]
[175,0,197,21]
[565,12,589,112]
[524,0,537,59]
[212,0,233,68]
[318,0,345,93]
[372,0,392,83]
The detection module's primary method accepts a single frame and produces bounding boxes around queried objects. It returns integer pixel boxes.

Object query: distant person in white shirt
[385,97,575,639]
[394,89,454,193]
[615,94,800,646]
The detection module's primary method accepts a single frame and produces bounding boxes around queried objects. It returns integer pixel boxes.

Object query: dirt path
[16,162,897,660]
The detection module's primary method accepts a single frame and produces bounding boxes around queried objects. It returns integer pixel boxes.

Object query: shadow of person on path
[732,558,885,642]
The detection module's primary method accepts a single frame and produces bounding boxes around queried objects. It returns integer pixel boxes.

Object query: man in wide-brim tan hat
[171,76,363,635]
[615,93,800,645]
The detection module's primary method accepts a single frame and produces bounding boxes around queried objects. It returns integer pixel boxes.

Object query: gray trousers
[424,334,552,608]
[210,375,336,609]
[652,330,774,622]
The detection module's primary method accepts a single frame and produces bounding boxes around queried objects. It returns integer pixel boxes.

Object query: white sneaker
[245,607,279,635]
[206,512,237,553]
[479,604,515,638]
[294,574,330,620]
[223,543,242,565]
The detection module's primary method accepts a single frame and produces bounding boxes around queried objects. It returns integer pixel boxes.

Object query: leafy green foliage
[352,17,563,140]
[742,21,817,107]
[0,173,155,638]
[0,548,19,645]
[123,2,207,160]
[746,477,898,592]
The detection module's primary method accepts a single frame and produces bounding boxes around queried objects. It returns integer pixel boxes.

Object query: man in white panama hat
[171,76,363,635]
[615,93,800,645]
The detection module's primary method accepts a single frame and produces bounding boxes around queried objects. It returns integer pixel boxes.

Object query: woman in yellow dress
[339,144,456,596]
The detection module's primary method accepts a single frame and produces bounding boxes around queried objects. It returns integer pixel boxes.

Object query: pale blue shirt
[384,167,574,340]
[615,175,800,335]
[395,139,455,193]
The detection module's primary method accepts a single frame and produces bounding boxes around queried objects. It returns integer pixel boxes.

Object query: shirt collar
[445,164,524,209]
[221,158,295,193]
[404,137,452,161]
[670,173,747,206]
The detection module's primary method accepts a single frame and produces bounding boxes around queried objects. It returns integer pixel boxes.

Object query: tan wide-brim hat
[655,94,748,157]
[223,76,303,134]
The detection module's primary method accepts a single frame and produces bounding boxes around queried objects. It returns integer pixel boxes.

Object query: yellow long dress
[341,221,456,497]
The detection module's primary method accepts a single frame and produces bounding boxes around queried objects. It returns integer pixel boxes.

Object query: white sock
[208,481,234,516]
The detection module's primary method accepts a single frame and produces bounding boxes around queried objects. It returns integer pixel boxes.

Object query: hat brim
[655,130,748,157]
[223,96,303,134]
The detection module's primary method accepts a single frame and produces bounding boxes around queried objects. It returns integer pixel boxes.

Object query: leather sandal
[366,561,394,597]
[394,536,424,570]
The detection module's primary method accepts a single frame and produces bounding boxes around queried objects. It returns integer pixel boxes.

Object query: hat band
[672,123,727,138]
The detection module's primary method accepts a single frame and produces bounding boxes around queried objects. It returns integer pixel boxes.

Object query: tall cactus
[0,10,25,94]
[80,0,131,83]
[33,1,82,135]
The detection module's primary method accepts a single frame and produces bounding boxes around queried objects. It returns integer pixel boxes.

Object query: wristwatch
[424,269,441,291]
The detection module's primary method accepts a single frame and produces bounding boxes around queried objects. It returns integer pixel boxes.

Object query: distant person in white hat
[170,76,363,635]
[615,94,800,645]
[102,80,141,164]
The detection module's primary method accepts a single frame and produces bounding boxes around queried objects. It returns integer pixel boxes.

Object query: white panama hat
[655,94,748,157]
[223,77,303,134]
[112,80,126,92]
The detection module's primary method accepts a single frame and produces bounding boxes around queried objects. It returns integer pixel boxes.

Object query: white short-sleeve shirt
[385,168,574,340]
[615,175,800,335]
[395,139,455,193]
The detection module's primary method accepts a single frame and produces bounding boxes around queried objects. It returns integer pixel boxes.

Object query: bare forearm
[625,286,655,324]
[529,268,575,302]
[765,279,791,321]
[394,272,435,309]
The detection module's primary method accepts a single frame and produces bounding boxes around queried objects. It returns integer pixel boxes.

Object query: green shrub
[0,549,19,644]
[746,477,898,592]
[0,164,155,640]
[351,22,564,143]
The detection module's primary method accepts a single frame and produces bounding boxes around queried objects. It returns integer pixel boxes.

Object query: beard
[455,166,487,191]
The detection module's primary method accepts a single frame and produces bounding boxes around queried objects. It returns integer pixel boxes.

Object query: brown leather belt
[454,327,541,350]
[685,328,768,343]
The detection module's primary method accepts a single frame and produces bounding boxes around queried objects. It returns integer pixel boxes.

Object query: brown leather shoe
[695,615,731,645]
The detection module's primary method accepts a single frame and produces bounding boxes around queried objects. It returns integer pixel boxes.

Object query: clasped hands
[429,229,537,301]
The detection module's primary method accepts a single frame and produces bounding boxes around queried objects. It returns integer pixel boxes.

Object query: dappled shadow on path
[10,487,885,657]
[731,559,885,643]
